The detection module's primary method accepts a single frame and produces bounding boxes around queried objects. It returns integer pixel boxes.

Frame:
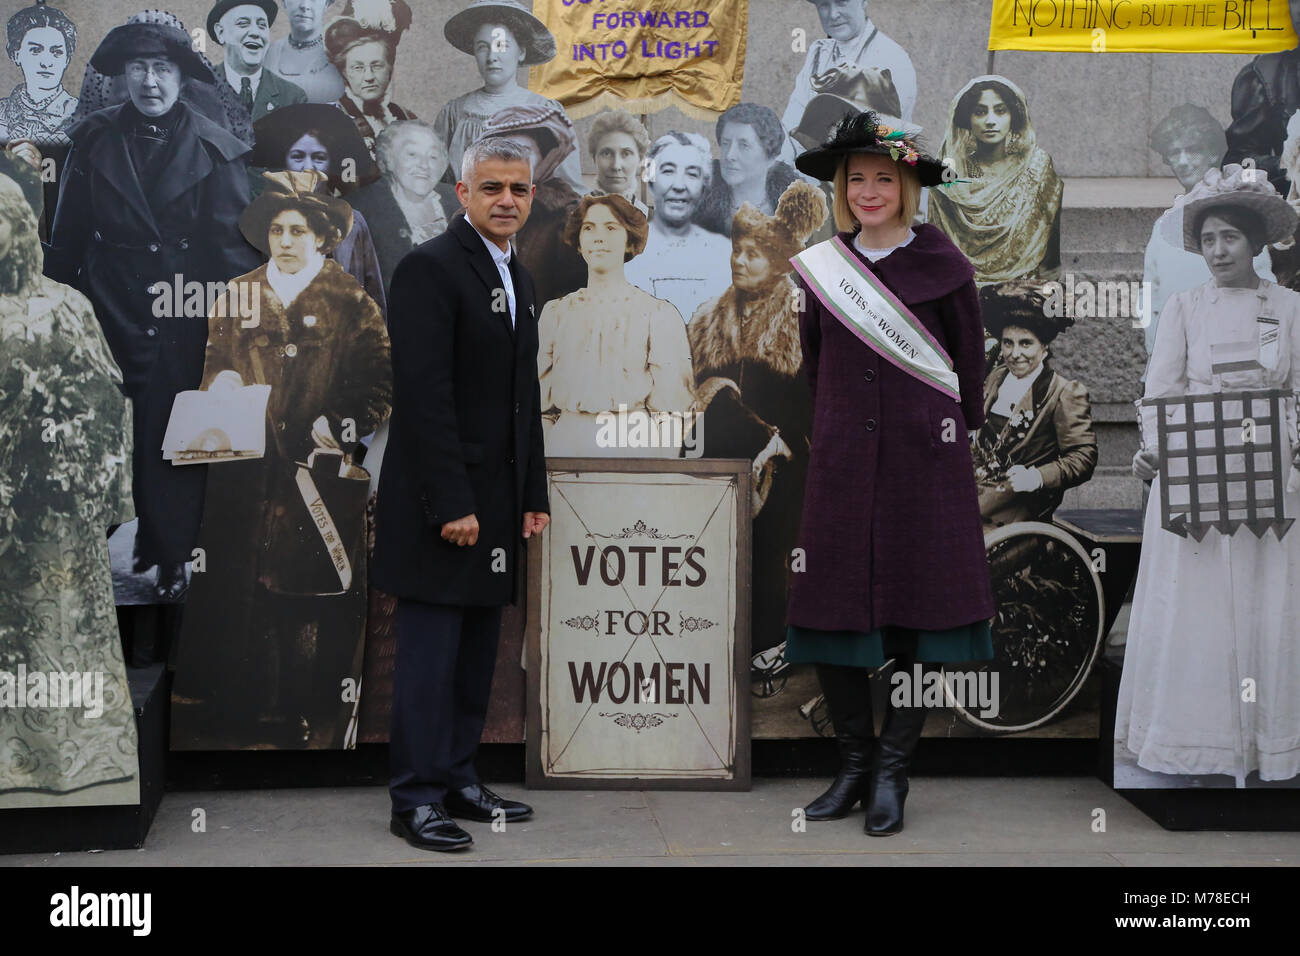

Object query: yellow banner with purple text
[528,0,748,117]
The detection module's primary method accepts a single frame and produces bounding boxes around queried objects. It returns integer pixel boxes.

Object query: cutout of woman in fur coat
[687,180,827,659]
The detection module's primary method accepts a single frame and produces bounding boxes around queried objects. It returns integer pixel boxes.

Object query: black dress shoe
[154,562,189,602]
[390,804,473,851]
[444,783,533,823]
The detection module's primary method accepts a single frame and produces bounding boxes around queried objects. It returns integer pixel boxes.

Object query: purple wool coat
[786,225,995,633]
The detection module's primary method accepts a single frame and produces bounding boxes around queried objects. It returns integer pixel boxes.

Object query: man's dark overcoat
[372,215,548,607]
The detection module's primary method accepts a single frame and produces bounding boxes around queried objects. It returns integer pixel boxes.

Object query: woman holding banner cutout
[785,111,994,836]
[1116,164,1300,786]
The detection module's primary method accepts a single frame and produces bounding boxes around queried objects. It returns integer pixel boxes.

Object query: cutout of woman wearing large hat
[263,0,346,104]
[433,0,585,192]
[252,102,384,310]
[43,20,262,603]
[973,281,1097,528]
[1116,164,1300,787]
[927,75,1062,286]
[324,0,415,161]
[172,170,392,750]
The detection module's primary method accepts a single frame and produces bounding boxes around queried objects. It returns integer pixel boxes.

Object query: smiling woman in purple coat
[785,111,995,837]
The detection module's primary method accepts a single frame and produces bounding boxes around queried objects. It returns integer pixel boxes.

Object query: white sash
[791,236,960,401]
[295,466,353,591]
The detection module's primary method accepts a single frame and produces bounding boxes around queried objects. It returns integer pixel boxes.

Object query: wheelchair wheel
[944,521,1104,734]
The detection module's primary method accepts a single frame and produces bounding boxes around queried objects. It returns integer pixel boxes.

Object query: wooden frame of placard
[525,457,752,791]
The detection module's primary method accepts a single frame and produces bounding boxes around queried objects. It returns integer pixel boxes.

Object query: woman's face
[284,0,326,38]
[13,26,69,95]
[845,152,901,230]
[343,39,392,103]
[731,236,773,292]
[578,203,628,274]
[124,57,182,117]
[1199,213,1260,287]
[719,122,769,189]
[813,0,868,43]
[286,133,330,174]
[1162,135,1218,191]
[1000,325,1047,379]
[473,22,524,92]
[269,208,319,274]
[969,89,1011,148]
[595,131,640,196]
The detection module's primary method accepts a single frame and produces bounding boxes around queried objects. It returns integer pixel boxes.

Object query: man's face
[1162,136,1218,190]
[813,0,868,42]
[389,128,442,197]
[216,5,271,72]
[473,22,525,91]
[594,131,640,195]
[13,26,69,94]
[284,0,326,37]
[650,141,707,226]
[343,39,392,103]
[125,57,182,116]
[456,155,534,245]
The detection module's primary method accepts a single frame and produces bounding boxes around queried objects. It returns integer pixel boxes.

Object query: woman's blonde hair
[831,154,922,232]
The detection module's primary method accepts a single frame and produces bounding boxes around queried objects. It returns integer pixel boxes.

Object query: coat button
[514,402,520,414]
[146,326,158,337]
[179,239,189,250]
[508,456,516,465]
[278,422,286,431]
[93,231,103,242]
[148,242,160,253]
[284,343,297,357]
[865,419,876,431]
[864,369,875,382]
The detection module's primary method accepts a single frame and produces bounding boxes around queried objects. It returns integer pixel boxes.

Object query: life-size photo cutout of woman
[693,102,801,238]
[171,171,392,750]
[687,180,827,661]
[1116,164,1300,787]
[263,0,346,104]
[72,9,255,150]
[0,173,140,808]
[928,75,1063,286]
[586,109,650,216]
[44,21,262,605]
[972,281,1098,529]
[348,119,457,296]
[433,0,585,193]
[324,0,415,162]
[537,194,695,457]
[252,103,384,310]
[0,2,78,148]
[1142,105,1274,366]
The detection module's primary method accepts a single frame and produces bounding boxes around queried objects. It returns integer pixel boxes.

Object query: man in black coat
[372,135,549,852]
[1224,0,1300,196]
[43,22,261,601]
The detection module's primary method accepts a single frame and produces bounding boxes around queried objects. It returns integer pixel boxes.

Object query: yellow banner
[988,0,1298,52]
[528,0,747,118]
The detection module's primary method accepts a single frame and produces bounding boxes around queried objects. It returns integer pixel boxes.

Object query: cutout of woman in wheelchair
[170,171,392,750]
[1116,164,1300,786]
[973,281,1098,527]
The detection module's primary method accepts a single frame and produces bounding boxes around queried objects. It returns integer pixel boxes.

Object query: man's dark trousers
[389,600,503,812]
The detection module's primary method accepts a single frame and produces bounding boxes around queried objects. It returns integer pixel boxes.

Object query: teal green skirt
[784,621,994,669]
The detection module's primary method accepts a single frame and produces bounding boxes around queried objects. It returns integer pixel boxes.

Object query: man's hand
[1133,448,1160,481]
[442,513,479,547]
[522,511,549,539]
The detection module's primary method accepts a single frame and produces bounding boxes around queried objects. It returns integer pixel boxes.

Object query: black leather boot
[864,691,927,836]
[804,664,875,821]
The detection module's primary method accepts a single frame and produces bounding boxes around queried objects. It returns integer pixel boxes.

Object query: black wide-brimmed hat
[239,170,354,255]
[89,22,215,83]
[206,0,278,42]
[251,103,378,186]
[980,280,1072,345]
[795,109,946,186]
[444,0,557,65]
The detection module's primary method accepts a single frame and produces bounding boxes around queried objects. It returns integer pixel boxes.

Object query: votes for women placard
[526,460,750,789]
